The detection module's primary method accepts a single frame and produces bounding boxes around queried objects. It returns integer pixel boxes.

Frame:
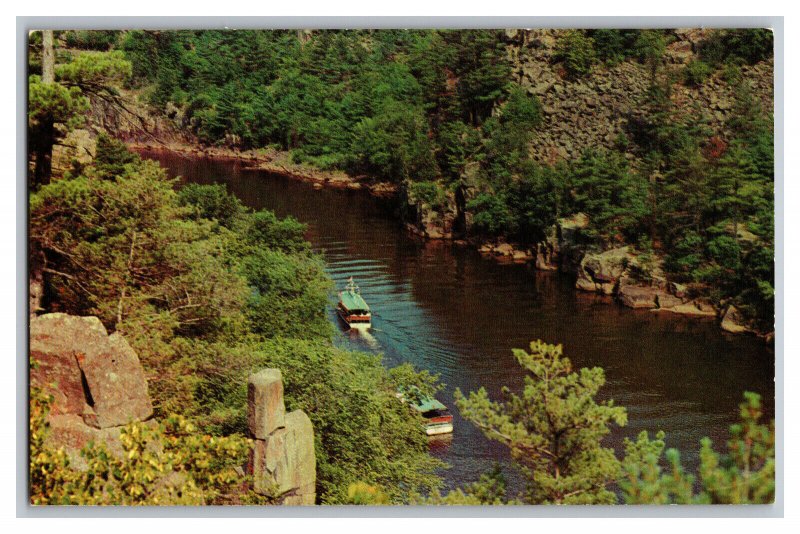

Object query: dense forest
[105,28,773,332]
[27,29,775,505]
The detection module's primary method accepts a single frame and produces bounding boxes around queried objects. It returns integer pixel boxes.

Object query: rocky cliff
[506,28,773,164]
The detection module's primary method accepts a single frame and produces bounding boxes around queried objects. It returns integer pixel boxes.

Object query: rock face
[721,305,752,334]
[248,369,286,439]
[247,369,316,505]
[618,284,660,309]
[29,313,154,463]
[576,247,633,295]
[504,29,773,165]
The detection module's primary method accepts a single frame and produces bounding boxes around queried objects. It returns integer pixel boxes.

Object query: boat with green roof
[397,386,454,436]
[337,277,372,329]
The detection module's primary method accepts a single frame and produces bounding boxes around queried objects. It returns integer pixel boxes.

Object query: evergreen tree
[620,392,775,504]
[455,340,627,504]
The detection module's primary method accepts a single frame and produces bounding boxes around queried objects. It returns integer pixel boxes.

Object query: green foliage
[619,431,695,504]
[27,75,89,133]
[633,30,667,78]
[55,50,132,90]
[30,389,250,505]
[346,482,391,505]
[177,183,247,229]
[683,60,713,87]
[466,193,513,238]
[349,99,438,182]
[504,163,562,244]
[243,248,332,339]
[62,30,120,51]
[455,340,627,504]
[589,30,642,65]
[30,160,248,337]
[554,31,597,79]
[443,30,512,125]
[94,132,142,179]
[245,210,309,253]
[409,181,447,211]
[698,392,775,504]
[424,464,511,505]
[700,29,774,67]
[566,150,648,243]
[30,142,445,504]
[620,392,775,504]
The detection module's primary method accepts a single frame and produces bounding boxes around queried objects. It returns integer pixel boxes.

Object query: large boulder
[82,332,153,428]
[251,409,316,502]
[658,300,717,317]
[30,313,153,427]
[656,293,683,309]
[576,247,634,295]
[29,314,95,416]
[618,284,659,309]
[721,305,752,334]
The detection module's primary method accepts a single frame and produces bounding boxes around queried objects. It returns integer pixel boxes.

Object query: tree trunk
[42,30,55,84]
[33,122,54,188]
[33,30,56,188]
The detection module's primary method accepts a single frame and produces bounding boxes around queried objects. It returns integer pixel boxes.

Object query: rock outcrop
[720,305,753,334]
[575,246,634,295]
[30,313,154,465]
[247,369,316,505]
[504,29,773,165]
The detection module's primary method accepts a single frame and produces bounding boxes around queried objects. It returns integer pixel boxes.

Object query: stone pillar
[247,369,316,505]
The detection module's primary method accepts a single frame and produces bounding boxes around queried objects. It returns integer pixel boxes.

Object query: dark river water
[140,150,774,494]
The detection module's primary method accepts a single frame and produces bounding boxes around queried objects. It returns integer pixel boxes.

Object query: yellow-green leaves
[29,391,249,506]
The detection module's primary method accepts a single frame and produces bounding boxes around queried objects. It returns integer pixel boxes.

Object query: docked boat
[398,387,454,436]
[337,277,371,329]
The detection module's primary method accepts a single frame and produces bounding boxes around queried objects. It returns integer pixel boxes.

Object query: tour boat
[412,396,454,436]
[337,277,371,329]
[398,387,454,436]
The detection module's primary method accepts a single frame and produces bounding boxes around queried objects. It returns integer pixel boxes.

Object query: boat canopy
[410,396,447,413]
[340,290,369,312]
[340,278,370,311]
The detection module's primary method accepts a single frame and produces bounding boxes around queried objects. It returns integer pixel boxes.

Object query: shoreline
[127,141,399,198]
[128,141,772,343]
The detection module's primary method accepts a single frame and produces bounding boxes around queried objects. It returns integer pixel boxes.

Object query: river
[140,150,775,494]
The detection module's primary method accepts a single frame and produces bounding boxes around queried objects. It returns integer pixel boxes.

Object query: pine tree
[620,392,775,505]
[455,340,627,504]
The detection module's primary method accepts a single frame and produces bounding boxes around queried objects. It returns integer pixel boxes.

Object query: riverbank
[129,142,772,341]
[127,141,399,198]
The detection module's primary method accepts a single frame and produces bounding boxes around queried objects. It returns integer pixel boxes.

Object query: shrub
[409,181,447,211]
[177,183,247,229]
[589,29,641,65]
[30,389,250,505]
[554,30,597,79]
[683,60,713,87]
[467,193,513,238]
[700,29,774,67]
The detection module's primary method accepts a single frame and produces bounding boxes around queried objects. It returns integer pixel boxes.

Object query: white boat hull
[425,423,454,436]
